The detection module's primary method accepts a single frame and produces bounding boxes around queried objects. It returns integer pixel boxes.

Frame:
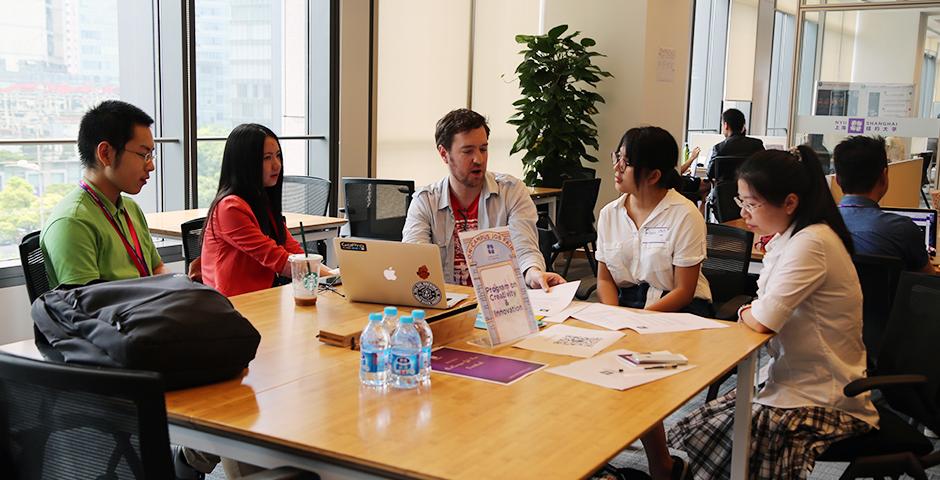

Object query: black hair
[832,135,888,194]
[77,100,154,169]
[617,126,682,190]
[737,145,854,253]
[206,123,286,245]
[722,108,746,134]
[435,108,490,151]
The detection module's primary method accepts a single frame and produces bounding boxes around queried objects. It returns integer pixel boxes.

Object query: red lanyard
[80,181,151,277]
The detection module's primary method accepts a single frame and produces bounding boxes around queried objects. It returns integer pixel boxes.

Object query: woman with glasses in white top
[665,146,878,479]
[595,126,712,480]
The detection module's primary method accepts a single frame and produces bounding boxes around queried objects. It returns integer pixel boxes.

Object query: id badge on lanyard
[79,181,150,277]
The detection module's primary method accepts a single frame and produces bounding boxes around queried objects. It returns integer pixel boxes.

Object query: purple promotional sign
[430,347,546,385]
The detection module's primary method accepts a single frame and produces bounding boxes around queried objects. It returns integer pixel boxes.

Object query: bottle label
[360,350,386,374]
[421,346,432,370]
[390,352,418,376]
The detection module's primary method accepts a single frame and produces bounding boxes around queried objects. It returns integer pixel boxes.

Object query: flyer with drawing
[458,227,538,346]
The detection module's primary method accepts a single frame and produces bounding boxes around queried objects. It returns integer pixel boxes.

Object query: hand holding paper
[527,280,580,317]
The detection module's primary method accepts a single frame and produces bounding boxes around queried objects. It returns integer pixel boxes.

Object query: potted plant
[509,24,612,187]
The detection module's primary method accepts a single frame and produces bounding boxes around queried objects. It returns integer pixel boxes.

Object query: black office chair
[852,254,903,371]
[283,176,331,256]
[706,155,748,223]
[815,272,940,479]
[18,231,50,303]
[0,352,317,479]
[342,178,414,241]
[701,224,756,402]
[539,178,601,279]
[180,217,205,275]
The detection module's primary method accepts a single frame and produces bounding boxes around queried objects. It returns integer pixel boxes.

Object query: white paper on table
[572,303,729,334]
[513,324,624,358]
[542,301,590,323]
[445,292,470,308]
[527,280,580,317]
[546,349,695,390]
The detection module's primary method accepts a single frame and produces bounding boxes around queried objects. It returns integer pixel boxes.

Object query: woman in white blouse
[666,146,878,479]
[595,126,712,480]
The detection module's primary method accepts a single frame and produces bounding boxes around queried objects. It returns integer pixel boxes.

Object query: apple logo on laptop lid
[383,267,397,281]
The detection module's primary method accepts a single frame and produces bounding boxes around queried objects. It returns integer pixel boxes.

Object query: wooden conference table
[2,286,769,480]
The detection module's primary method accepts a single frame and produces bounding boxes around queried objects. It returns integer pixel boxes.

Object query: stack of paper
[571,303,730,334]
[513,324,624,358]
[546,349,695,390]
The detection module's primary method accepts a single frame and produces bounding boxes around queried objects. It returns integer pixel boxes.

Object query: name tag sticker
[642,227,668,244]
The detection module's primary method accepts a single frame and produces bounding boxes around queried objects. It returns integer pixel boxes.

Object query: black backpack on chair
[31,273,261,390]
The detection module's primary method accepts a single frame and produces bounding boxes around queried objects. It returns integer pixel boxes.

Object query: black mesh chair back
[18,231,50,303]
[703,224,753,304]
[852,254,903,369]
[541,178,601,279]
[709,180,742,223]
[342,178,415,241]
[180,217,206,274]
[283,176,330,216]
[710,155,748,183]
[877,272,940,432]
[0,352,172,479]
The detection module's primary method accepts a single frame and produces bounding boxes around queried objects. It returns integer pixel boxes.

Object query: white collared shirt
[752,223,879,426]
[594,190,712,306]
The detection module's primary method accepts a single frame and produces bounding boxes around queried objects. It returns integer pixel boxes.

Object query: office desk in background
[145,208,347,261]
[527,186,562,222]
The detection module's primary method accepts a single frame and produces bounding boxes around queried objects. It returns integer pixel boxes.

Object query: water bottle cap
[368,313,383,322]
[411,309,426,320]
[399,316,414,324]
[384,306,398,315]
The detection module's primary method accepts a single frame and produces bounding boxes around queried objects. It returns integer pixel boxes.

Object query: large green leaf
[547,24,568,39]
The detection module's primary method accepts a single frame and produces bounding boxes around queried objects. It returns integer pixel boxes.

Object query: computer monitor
[881,207,938,257]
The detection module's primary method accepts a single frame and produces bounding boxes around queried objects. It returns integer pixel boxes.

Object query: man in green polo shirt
[41,100,166,288]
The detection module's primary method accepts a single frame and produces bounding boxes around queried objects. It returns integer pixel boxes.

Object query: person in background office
[41,100,167,288]
[402,108,565,290]
[667,147,878,479]
[201,123,336,298]
[833,135,934,273]
[594,126,712,480]
[705,108,765,179]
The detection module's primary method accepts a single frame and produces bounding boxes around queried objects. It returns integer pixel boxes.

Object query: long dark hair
[617,126,682,190]
[206,123,286,245]
[736,145,853,253]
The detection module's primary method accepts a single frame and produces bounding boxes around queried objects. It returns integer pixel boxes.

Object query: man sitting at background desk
[834,135,935,273]
[402,108,565,290]
[705,108,765,178]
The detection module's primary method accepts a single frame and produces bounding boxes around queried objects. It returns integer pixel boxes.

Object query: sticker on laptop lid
[338,241,367,252]
[416,265,430,280]
[413,281,443,306]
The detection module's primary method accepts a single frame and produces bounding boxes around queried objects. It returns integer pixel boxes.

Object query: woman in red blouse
[201,123,335,296]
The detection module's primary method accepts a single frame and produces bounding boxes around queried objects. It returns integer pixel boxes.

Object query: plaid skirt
[667,391,872,480]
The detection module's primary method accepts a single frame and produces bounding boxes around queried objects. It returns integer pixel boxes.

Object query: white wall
[374,0,472,186]
[851,10,920,84]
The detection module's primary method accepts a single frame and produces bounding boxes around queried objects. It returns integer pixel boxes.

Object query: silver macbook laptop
[334,237,450,309]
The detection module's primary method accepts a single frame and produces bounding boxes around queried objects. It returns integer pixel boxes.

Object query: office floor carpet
[205,256,940,479]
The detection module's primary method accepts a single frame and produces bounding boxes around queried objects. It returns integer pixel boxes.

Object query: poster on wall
[815,82,914,118]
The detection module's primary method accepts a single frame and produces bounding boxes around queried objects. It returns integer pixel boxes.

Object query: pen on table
[644,364,680,370]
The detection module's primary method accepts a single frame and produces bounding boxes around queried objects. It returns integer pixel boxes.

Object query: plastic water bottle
[359,313,389,387]
[388,316,421,389]
[411,310,433,383]
[382,306,398,337]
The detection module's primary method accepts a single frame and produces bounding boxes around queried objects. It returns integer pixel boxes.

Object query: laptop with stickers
[333,237,449,309]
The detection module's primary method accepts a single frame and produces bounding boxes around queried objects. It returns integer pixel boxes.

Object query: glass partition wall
[791,0,940,203]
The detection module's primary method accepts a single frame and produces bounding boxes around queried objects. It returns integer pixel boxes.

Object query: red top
[449,190,480,286]
[201,195,303,297]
